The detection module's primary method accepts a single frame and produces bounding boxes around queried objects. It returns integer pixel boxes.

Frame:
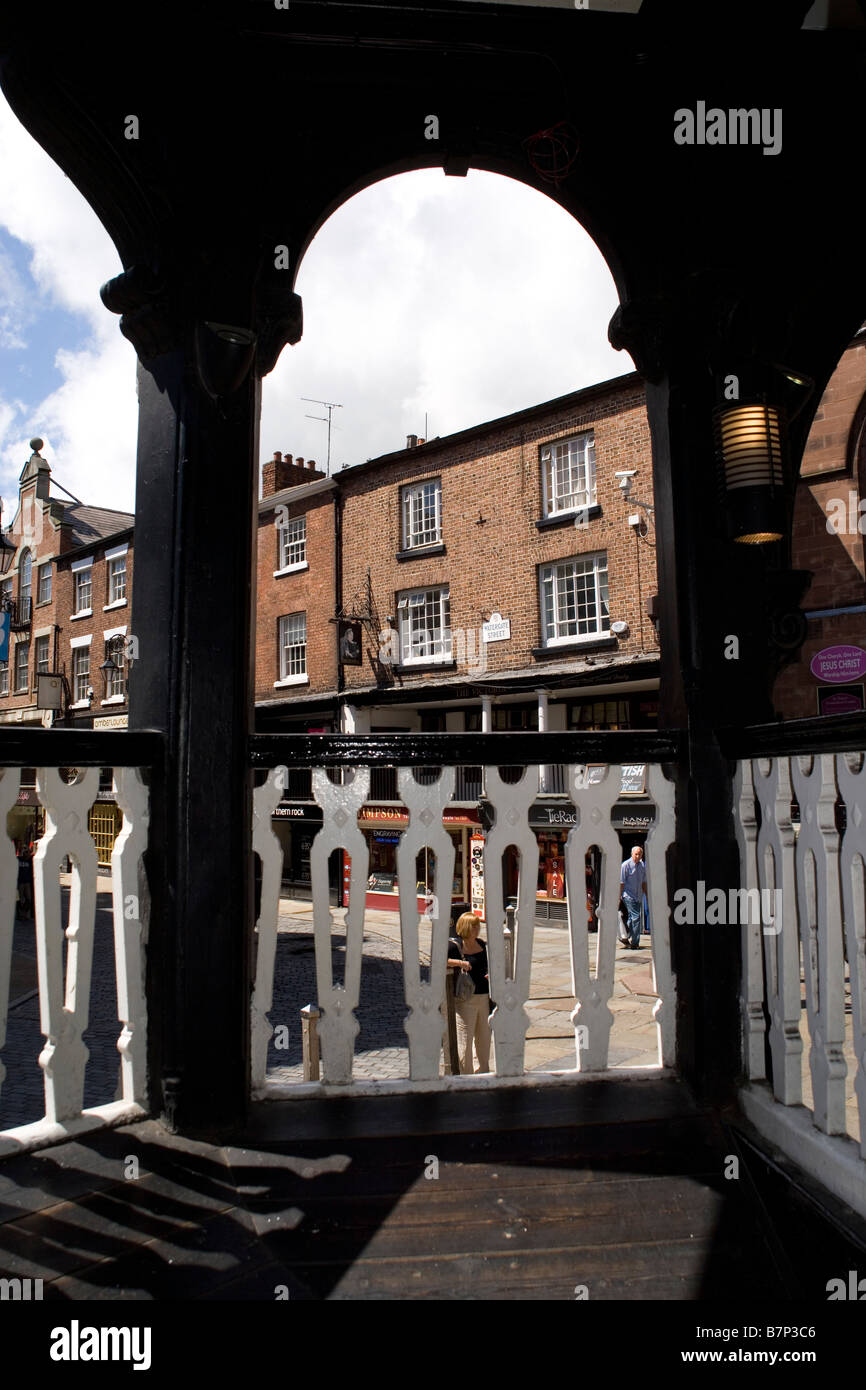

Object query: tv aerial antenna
[302,397,342,474]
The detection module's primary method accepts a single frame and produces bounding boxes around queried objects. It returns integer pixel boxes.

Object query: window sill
[532,635,618,658]
[101,695,126,706]
[35,600,52,609]
[535,505,602,531]
[273,562,309,578]
[274,675,309,688]
[70,610,92,621]
[103,599,128,611]
[393,659,457,674]
[69,699,91,710]
[396,542,446,562]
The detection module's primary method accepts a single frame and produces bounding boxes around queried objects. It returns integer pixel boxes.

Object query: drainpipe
[537,687,549,794]
[335,482,344,728]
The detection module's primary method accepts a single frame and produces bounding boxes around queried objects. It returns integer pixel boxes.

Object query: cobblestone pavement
[266,900,662,1083]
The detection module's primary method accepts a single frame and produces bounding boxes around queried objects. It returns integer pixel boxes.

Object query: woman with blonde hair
[446,912,492,1074]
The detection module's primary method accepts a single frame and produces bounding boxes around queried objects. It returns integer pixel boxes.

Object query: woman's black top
[448,936,489,995]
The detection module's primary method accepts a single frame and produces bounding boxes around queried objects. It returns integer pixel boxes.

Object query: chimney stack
[261,449,326,497]
[406,434,418,449]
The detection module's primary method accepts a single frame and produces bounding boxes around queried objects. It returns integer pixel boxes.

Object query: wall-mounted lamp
[714,398,786,545]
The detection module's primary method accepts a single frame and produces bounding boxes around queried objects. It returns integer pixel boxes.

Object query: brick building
[772,326,866,719]
[0,439,133,859]
[259,373,662,913]
[254,451,338,888]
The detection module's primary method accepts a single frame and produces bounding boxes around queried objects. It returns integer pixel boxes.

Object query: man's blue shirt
[621,857,647,898]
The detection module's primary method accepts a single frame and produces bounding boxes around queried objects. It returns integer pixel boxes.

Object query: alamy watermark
[673,881,782,932]
[825,492,866,535]
[674,102,782,157]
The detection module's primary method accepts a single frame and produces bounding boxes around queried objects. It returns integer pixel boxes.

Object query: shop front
[348,805,482,912]
[271,800,326,898]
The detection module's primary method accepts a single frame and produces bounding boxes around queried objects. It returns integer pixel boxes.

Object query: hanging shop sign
[611,803,655,831]
[338,620,363,666]
[810,645,866,684]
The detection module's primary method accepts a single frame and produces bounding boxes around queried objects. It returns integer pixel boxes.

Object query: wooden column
[128,347,260,1135]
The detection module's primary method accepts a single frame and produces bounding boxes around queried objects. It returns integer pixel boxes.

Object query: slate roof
[60,503,135,550]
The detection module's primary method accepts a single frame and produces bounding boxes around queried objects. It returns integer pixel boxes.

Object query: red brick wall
[254,488,337,701]
[338,380,659,691]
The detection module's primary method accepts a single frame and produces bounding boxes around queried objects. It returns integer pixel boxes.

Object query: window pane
[37,563,52,604]
[279,517,306,569]
[279,612,307,678]
[403,480,442,547]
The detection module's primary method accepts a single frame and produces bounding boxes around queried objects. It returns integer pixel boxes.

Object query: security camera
[615,470,637,491]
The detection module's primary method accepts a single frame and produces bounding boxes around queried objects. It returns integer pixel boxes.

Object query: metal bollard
[504,905,515,980]
[301,1004,321,1081]
[442,970,461,1075]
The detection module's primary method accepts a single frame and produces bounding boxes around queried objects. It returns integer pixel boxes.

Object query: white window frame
[275,516,307,576]
[276,612,308,686]
[71,557,93,617]
[71,643,91,705]
[0,660,8,696]
[14,641,30,693]
[402,480,442,550]
[34,635,50,675]
[541,433,596,517]
[107,554,127,604]
[18,550,32,605]
[539,553,610,646]
[397,585,451,664]
[37,562,52,605]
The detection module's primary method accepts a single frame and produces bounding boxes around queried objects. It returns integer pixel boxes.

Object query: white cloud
[0,93,629,515]
[0,96,137,513]
[261,169,629,472]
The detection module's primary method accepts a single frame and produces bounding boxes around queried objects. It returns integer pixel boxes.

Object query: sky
[0,90,631,518]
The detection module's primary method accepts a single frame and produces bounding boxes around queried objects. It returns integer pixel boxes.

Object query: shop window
[570,698,632,731]
[88,802,122,866]
[539,553,609,645]
[540,432,596,517]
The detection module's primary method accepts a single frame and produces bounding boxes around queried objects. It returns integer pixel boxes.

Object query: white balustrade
[396,767,456,1080]
[0,763,150,1152]
[735,750,866,1208]
[254,760,676,1088]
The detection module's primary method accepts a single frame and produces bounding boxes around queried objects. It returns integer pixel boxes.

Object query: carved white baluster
[397,767,456,1080]
[33,766,99,1123]
[251,767,287,1088]
[310,767,370,1084]
[0,767,22,1104]
[110,767,150,1106]
[754,757,802,1104]
[791,754,847,1133]
[565,764,622,1071]
[734,759,767,1082]
[482,765,540,1076]
[836,751,866,1157]
[645,762,676,1068]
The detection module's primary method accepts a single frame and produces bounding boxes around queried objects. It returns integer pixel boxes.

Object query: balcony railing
[1,596,31,632]
[249,731,682,1093]
[722,714,866,1221]
[0,730,160,1155]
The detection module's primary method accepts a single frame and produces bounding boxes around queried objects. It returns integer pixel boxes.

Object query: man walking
[619,844,647,950]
